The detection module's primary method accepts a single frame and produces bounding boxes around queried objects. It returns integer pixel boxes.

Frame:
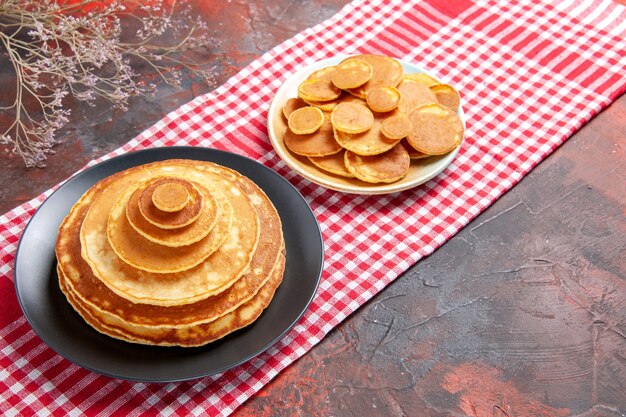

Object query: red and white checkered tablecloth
[1,0,625,415]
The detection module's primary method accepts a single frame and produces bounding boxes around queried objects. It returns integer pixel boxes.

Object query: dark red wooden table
[1,1,624,415]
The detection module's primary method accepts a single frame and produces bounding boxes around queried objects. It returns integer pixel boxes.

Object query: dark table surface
[1,1,624,416]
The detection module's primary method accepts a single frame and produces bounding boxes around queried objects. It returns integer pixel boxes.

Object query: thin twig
[0,0,213,167]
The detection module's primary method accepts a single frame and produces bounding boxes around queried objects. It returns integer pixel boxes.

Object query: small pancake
[406,103,464,155]
[138,178,204,229]
[401,138,432,160]
[288,106,324,135]
[397,78,438,115]
[298,78,341,102]
[284,117,342,157]
[308,150,355,178]
[282,97,308,119]
[334,110,401,156]
[78,161,261,306]
[331,59,372,89]
[344,54,404,99]
[431,84,461,112]
[366,86,400,112]
[151,180,189,212]
[403,72,439,87]
[127,180,220,247]
[381,113,411,140]
[344,143,410,183]
[330,102,374,134]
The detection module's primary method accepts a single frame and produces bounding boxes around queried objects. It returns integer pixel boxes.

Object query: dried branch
[0,0,213,167]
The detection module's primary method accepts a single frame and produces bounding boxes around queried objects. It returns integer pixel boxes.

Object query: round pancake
[106,181,233,273]
[333,110,401,156]
[288,106,324,135]
[308,149,355,178]
[330,101,374,134]
[57,161,285,326]
[284,117,343,157]
[58,252,285,347]
[343,54,403,99]
[76,160,261,306]
[298,78,341,102]
[151,180,190,212]
[344,143,410,183]
[366,86,400,113]
[126,180,220,247]
[381,113,412,140]
[406,103,464,155]
[397,78,438,115]
[431,83,461,112]
[138,178,204,229]
[331,59,372,89]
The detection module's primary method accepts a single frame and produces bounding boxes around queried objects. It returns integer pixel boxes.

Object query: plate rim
[267,55,464,195]
[13,146,324,382]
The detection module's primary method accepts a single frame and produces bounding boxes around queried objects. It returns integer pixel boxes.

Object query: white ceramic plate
[267,56,464,195]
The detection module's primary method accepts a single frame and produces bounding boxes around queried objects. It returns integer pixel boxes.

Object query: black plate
[14,146,323,382]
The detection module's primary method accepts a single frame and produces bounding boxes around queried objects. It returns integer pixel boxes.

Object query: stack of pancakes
[55,159,285,347]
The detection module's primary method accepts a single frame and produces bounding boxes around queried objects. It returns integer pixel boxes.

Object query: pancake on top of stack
[55,159,285,347]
